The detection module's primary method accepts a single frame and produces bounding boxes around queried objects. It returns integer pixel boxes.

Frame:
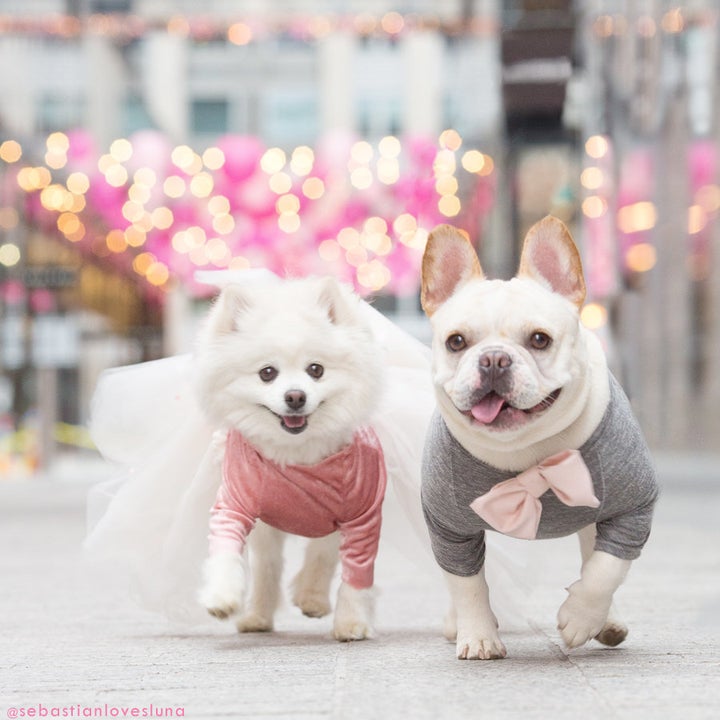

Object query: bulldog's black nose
[478,351,512,383]
[284,389,307,410]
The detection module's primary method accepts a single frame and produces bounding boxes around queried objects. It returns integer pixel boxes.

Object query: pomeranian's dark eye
[529,331,552,350]
[445,334,467,353]
[259,366,278,383]
[306,363,324,380]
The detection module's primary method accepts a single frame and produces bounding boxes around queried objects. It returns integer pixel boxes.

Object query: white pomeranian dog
[194,275,387,641]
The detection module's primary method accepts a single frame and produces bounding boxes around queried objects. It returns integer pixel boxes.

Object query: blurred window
[191,99,229,136]
[89,0,132,11]
[124,95,155,136]
[262,88,318,146]
[38,94,84,133]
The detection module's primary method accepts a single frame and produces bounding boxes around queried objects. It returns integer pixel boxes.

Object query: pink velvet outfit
[209,427,387,589]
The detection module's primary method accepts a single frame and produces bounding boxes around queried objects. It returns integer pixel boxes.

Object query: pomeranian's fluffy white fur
[195,275,384,465]
[195,276,384,640]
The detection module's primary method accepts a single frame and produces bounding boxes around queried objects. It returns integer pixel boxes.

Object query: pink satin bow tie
[469,449,600,540]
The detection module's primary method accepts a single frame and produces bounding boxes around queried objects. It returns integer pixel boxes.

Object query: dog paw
[333,618,373,642]
[198,553,247,621]
[595,620,628,647]
[236,611,274,633]
[292,586,332,619]
[557,585,611,649]
[332,583,375,642]
[455,631,506,660]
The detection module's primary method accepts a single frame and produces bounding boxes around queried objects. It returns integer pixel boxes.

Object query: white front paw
[198,553,247,620]
[455,622,506,660]
[332,583,375,641]
[557,581,612,649]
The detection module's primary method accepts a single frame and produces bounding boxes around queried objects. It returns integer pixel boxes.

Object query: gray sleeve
[421,496,486,576]
[594,455,659,560]
[592,379,661,560]
[421,414,486,576]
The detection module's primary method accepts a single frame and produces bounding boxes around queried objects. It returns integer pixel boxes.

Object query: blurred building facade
[0,0,719,473]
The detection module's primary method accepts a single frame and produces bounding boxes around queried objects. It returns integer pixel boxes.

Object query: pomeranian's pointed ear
[518,216,586,309]
[206,284,252,334]
[421,224,484,316]
[317,276,357,325]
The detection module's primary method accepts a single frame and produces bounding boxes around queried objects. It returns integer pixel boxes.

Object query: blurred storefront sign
[23,266,78,289]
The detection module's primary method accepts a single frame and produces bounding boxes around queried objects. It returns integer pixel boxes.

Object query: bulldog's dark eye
[306,363,324,380]
[446,334,467,353]
[529,332,552,350]
[259,366,278,383]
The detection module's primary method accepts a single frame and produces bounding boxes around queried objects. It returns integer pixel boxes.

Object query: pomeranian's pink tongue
[471,393,506,424]
[282,415,307,429]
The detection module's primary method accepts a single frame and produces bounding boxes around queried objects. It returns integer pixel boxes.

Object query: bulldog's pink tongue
[471,393,506,424]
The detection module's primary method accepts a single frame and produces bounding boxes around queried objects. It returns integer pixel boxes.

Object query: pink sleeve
[207,434,258,556]
[337,441,387,589]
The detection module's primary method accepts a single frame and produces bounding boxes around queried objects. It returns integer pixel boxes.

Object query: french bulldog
[420,216,658,659]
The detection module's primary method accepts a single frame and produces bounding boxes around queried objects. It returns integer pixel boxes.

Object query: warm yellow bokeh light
[164,175,186,198]
[581,303,608,330]
[268,172,293,194]
[377,158,400,185]
[208,195,231,216]
[278,213,301,234]
[439,195,461,217]
[626,243,657,273]
[261,148,287,174]
[146,262,170,286]
[580,167,604,190]
[109,138,133,163]
[0,243,21,267]
[381,11,404,35]
[190,172,214,198]
[290,146,314,176]
[350,167,373,190]
[276,194,301,215]
[688,204,708,235]
[585,135,609,159]
[582,196,608,219]
[0,140,22,163]
[202,147,225,170]
[439,129,462,152]
[133,252,156,275]
[302,177,325,200]
[337,227,361,250]
[106,229,128,253]
[47,132,70,153]
[617,202,657,234]
[228,22,253,45]
[351,141,373,165]
[461,150,485,174]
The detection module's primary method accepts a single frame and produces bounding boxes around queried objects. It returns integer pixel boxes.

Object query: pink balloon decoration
[216,135,265,182]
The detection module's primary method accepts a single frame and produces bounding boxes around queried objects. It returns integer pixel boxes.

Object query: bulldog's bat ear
[518,216,586,309]
[421,224,484,316]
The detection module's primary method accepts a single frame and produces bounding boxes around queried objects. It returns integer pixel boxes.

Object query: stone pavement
[1,454,719,720]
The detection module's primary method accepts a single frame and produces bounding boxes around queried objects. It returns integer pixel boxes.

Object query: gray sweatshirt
[421,374,659,577]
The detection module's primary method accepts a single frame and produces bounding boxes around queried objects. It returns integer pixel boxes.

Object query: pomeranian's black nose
[284,390,306,410]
